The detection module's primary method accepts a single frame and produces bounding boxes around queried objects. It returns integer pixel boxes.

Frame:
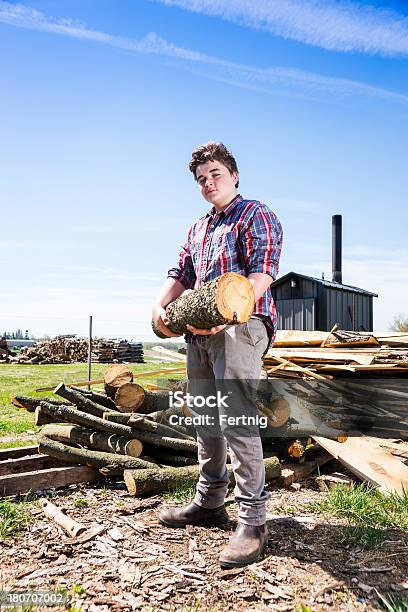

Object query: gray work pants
[187,318,270,526]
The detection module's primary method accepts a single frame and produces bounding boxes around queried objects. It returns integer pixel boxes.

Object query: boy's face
[195,160,238,209]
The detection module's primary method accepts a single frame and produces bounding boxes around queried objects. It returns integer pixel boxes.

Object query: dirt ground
[1,467,407,612]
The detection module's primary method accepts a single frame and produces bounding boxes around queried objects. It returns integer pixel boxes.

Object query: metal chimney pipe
[332,214,342,284]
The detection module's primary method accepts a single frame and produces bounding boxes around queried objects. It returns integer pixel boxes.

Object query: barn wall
[325,289,373,331]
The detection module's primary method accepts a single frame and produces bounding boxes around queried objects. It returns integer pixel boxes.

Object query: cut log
[115,382,145,413]
[103,411,132,424]
[35,405,63,426]
[124,455,280,496]
[136,390,172,415]
[54,383,107,418]
[39,424,143,458]
[0,465,100,497]
[152,272,255,337]
[128,430,198,455]
[38,438,155,470]
[154,451,198,467]
[104,364,133,398]
[39,401,134,437]
[128,415,194,441]
[70,387,117,411]
[256,397,291,428]
[11,396,69,412]
[41,499,86,537]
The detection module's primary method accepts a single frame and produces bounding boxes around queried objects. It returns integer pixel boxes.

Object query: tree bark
[54,383,108,418]
[152,272,255,337]
[38,437,154,470]
[39,424,143,458]
[128,414,194,440]
[124,455,280,496]
[103,411,132,424]
[70,387,117,411]
[154,450,198,467]
[35,405,63,426]
[136,390,172,414]
[127,429,198,455]
[39,400,134,437]
[11,395,69,413]
[104,364,133,398]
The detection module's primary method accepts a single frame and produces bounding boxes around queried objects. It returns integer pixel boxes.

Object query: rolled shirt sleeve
[240,205,283,280]
[167,232,197,290]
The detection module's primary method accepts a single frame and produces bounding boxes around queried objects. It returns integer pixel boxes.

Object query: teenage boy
[152,142,282,568]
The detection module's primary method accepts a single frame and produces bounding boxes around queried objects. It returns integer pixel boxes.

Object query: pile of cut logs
[263,329,408,380]
[91,340,144,363]
[8,335,87,364]
[6,363,302,497]
[7,337,144,364]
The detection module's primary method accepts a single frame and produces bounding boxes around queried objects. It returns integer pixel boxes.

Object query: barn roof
[271,272,378,297]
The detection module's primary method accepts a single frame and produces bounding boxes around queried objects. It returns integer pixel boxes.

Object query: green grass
[377,591,408,612]
[0,361,183,445]
[0,499,32,540]
[163,482,197,503]
[74,497,88,509]
[0,439,37,450]
[310,483,408,548]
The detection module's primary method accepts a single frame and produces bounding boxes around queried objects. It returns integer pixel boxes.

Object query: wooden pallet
[0,445,100,497]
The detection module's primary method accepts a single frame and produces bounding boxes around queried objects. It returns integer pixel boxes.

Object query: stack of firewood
[91,340,144,363]
[10,335,88,364]
[11,364,284,495]
[8,337,144,365]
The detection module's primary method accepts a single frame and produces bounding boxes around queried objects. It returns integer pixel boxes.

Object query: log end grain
[115,382,145,413]
[216,272,255,323]
[104,364,133,398]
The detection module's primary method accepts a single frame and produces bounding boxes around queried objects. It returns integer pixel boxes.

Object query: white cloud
[153,0,408,57]
[0,2,407,103]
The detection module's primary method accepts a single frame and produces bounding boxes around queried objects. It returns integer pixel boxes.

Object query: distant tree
[391,314,408,332]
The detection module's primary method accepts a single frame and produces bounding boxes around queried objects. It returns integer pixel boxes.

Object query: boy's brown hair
[189,141,239,187]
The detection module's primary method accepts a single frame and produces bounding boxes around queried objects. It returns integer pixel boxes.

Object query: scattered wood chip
[107,527,124,542]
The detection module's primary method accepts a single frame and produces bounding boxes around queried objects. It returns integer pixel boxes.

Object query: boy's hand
[187,324,226,336]
[152,305,182,338]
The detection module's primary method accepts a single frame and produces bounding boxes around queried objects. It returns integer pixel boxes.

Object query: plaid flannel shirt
[167,194,283,344]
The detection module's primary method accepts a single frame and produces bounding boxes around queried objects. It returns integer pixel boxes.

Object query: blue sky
[1,0,407,340]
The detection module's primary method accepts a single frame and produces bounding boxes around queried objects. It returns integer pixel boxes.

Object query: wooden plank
[0,445,39,461]
[266,357,328,381]
[273,330,330,347]
[0,454,67,477]
[36,366,186,392]
[313,435,408,495]
[0,465,100,497]
[265,349,375,365]
[151,346,186,362]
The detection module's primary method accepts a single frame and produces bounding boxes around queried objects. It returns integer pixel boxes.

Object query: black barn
[270,215,378,332]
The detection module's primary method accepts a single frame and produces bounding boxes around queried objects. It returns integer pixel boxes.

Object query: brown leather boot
[219,523,268,568]
[159,501,230,528]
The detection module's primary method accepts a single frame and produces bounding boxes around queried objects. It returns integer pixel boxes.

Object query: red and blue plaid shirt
[168,194,283,344]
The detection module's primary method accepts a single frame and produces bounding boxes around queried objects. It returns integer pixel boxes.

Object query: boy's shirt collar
[206,193,243,219]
